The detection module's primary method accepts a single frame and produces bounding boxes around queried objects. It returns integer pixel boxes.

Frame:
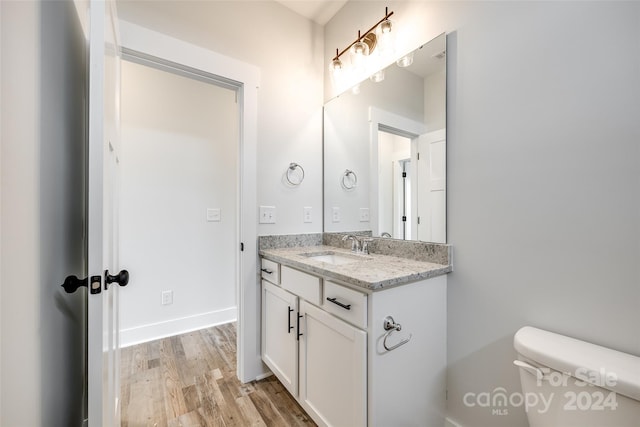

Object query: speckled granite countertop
[260,244,452,292]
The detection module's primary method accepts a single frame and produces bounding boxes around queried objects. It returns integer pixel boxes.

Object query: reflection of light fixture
[397,51,414,68]
[370,69,385,83]
[330,7,394,81]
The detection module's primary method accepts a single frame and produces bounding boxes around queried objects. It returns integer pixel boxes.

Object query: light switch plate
[332,207,341,223]
[359,207,370,222]
[207,208,221,222]
[303,207,312,223]
[259,206,276,224]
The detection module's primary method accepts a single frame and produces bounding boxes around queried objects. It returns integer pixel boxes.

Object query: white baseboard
[445,417,464,427]
[120,306,237,347]
[255,371,273,381]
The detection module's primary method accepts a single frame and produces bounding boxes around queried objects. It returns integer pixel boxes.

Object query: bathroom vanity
[259,233,451,427]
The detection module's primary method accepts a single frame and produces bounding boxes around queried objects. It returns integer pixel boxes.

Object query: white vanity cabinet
[261,259,447,427]
[262,264,367,427]
[299,300,367,427]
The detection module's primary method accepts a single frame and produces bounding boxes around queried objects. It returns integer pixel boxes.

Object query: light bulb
[397,52,414,68]
[330,57,343,76]
[380,19,392,34]
[370,70,385,83]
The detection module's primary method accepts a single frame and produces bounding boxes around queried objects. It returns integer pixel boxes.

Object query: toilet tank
[513,326,640,427]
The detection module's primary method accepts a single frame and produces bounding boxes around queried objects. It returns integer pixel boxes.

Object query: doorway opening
[118,54,245,419]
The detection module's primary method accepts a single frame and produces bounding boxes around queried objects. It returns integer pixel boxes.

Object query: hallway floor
[120,322,316,426]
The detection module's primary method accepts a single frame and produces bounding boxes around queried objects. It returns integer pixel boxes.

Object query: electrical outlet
[303,207,312,223]
[161,290,173,305]
[259,206,276,224]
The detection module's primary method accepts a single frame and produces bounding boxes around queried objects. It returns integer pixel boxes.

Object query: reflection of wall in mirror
[424,67,446,131]
[323,66,424,234]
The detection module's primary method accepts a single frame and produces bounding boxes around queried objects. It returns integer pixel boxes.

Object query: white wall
[117,0,324,236]
[119,60,239,345]
[1,1,86,425]
[326,2,640,427]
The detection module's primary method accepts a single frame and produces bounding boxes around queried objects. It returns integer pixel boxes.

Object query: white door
[299,300,367,427]
[415,129,446,242]
[261,281,299,396]
[87,0,123,425]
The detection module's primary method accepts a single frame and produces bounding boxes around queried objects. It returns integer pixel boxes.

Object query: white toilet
[514,326,640,427]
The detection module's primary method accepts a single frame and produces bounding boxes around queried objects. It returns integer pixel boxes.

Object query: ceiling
[275,0,347,25]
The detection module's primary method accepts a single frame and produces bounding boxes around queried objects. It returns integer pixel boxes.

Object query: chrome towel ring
[342,169,358,190]
[382,315,412,351]
[286,162,305,186]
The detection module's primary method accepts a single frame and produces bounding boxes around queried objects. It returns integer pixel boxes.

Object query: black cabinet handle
[297,313,303,340]
[287,306,294,334]
[261,268,273,274]
[326,297,351,310]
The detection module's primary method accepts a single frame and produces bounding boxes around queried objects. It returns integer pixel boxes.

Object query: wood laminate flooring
[120,323,316,427]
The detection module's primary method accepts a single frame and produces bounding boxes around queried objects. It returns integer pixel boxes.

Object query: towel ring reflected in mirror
[286,162,305,186]
[341,169,358,190]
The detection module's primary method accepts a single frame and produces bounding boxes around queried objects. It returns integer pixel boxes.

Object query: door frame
[118,21,263,382]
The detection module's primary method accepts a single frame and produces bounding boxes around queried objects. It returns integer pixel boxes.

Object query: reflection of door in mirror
[414,129,446,242]
[378,130,411,239]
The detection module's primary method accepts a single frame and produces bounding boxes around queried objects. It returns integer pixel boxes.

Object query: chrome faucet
[361,238,374,255]
[341,234,361,253]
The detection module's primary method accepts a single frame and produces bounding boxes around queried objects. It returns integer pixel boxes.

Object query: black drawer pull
[327,297,351,310]
[261,268,273,274]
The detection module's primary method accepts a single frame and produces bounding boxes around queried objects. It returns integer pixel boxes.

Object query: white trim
[118,21,263,382]
[119,307,238,348]
[255,371,274,381]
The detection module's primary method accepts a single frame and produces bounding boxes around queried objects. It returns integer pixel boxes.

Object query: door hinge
[417,216,421,225]
[417,152,420,160]
[402,172,407,178]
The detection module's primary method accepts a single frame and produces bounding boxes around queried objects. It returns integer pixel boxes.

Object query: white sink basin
[301,251,366,265]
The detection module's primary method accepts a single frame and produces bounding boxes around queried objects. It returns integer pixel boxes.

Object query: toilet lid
[514,326,640,401]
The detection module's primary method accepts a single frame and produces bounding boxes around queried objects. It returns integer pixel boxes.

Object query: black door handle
[104,269,129,290]
[61,275,87,293]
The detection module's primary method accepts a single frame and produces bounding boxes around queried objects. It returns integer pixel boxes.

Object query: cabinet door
[262,280,298,396]
[299,300,367,427]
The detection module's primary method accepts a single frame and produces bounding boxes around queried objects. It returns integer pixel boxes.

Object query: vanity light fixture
[330,7,394,80]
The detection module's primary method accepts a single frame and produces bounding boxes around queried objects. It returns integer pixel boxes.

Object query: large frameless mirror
[323,33,447,243]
